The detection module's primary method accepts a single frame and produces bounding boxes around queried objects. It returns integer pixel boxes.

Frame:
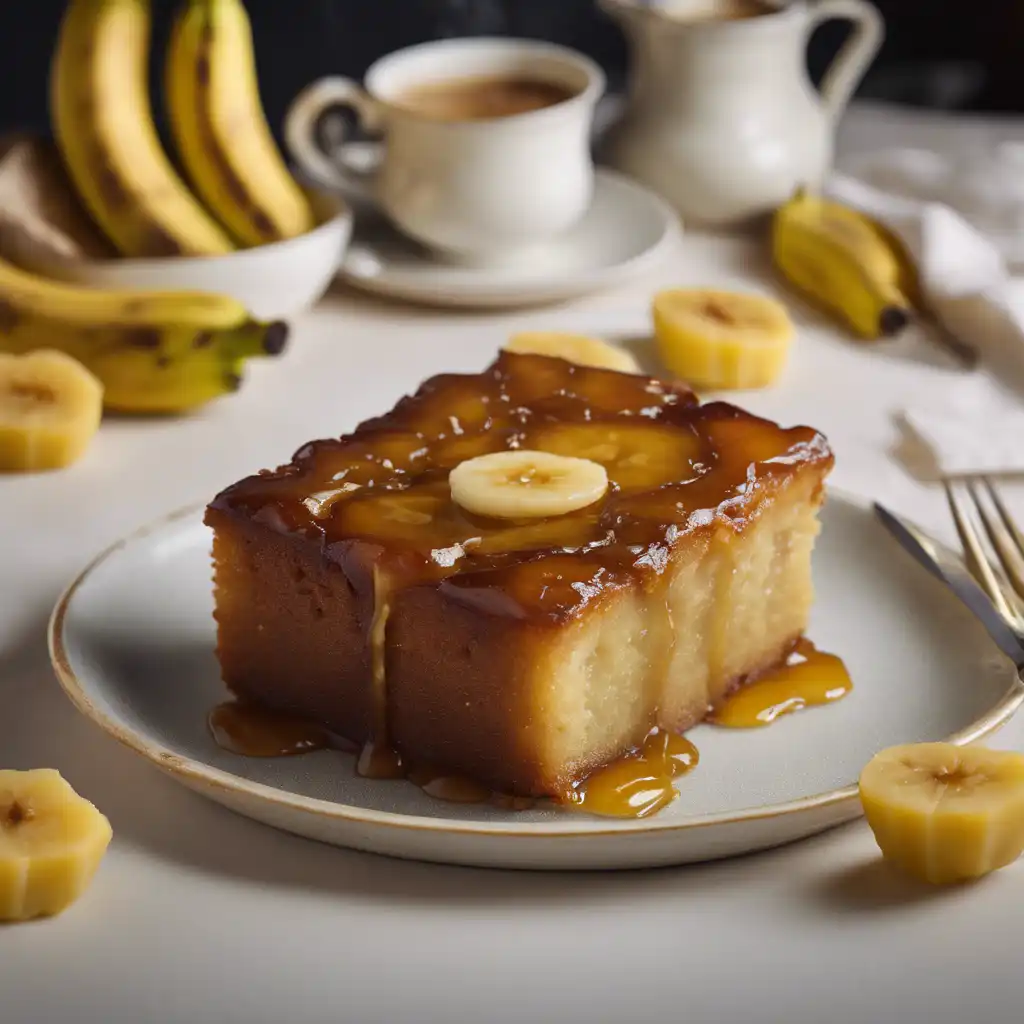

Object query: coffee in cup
[284,39,605,266]
[663,0,776,20]
[392,74,579,122]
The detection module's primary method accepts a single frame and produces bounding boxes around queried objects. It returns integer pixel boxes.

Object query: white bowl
[17,188,352,321]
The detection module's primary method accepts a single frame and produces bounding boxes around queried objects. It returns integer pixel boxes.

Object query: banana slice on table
[0,350,103,472]
[0,769,113,922]
[859,742,1024,885]
[504,332,641,374]
[652,288,794,390]
[450,450,608,519]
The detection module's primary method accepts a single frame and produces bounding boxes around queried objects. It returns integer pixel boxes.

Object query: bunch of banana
[0,768,112,922]
[771,190,920,341]
[165,0,316,247]
[50,0,315,259]
[0,254,288,415]
[859,742,1024,885]
[51,0,236,258]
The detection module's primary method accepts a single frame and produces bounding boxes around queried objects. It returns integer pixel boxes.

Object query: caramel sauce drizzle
[209,703,528,808]
[710,638,852,728]
[208,637,850,818]
[209,703,334,758]
[566,732,699,819]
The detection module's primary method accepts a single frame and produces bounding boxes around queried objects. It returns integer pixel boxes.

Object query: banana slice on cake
[449,450,608,519]
[0,769,113,922]
[859,743,1024,885]
[504,332,641,374]
[0,350,103,472]
[652,288,794,390]
[529,421,703,493]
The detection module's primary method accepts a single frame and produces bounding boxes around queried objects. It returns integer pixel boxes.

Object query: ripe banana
[504,332,641,374]
[652,287,794,390]
[449,450,609,519]
[51,0,236,258]
[0,255,288,414]
[0,769,113,922]
[0,350,104,472]
[859,742,1024,885]
[772,190,918,341]
[165,0,316,248]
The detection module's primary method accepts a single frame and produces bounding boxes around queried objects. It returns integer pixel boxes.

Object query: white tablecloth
[2,102,1023,1024]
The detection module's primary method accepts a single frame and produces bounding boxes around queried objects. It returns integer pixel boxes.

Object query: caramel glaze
[567,731,700,819]
[207,351,834,802]
[210,704,533,808]
[207,698,694,816]
[209,352,833,624]
[209,642,849,816]
[710,638,852,728]
[209,702,337,757]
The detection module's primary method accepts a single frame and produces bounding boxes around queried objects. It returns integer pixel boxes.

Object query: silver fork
[944,477,1024,637]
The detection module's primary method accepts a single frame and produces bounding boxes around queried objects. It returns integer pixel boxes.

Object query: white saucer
[49,491,1023,871]
[337,169,682,309]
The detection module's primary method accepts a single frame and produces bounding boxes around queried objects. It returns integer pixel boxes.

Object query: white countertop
[4,102,1024,1024]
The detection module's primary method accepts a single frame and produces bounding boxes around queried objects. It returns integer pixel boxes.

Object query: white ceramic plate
[337,169,682,309]
[49,491,1024,871]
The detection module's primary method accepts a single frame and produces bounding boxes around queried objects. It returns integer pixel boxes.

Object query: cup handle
[284,77,384,200]
[808,0,884,122]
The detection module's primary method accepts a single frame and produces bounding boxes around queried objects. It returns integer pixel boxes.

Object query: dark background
[0,0,1016,145]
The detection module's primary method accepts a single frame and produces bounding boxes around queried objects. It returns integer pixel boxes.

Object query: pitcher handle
[809,0,884,122]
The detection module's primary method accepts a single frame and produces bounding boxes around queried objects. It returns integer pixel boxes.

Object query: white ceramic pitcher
[598,0,884,227]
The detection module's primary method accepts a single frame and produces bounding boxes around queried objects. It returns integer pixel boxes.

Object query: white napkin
[899,393,1024,479]
[826,152,1024,478]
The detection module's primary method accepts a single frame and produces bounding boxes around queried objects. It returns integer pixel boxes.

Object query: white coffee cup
[284,38,606,266]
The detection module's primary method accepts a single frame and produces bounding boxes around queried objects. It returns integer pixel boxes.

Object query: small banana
[0,769,113,922]
[859,742,1024,885]
[0,350,104,472]
[0,255,288,414]
[652,287,794,390]
[449,450,608,519]
[503,332,641,374]
[165,0,316,247]
[772,190,918,341]
[51,0,235,258]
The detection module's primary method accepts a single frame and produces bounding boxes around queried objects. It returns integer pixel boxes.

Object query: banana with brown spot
[165,0,317,247]
[0,254,288,414]
[51,0,236,258]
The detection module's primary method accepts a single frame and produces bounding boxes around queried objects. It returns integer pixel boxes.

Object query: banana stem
[226,319,289,360]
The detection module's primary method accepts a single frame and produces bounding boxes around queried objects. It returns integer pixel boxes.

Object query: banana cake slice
[205,351,834,798]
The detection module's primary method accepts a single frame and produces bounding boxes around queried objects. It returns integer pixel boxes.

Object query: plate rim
[336,168,684,309]
[48,489,1024,841]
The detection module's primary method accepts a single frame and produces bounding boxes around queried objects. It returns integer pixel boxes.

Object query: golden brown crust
[207,352,833,624]
[208,508,375,742]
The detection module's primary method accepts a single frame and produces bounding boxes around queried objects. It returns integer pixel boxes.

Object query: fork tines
[944,477,1024,633]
